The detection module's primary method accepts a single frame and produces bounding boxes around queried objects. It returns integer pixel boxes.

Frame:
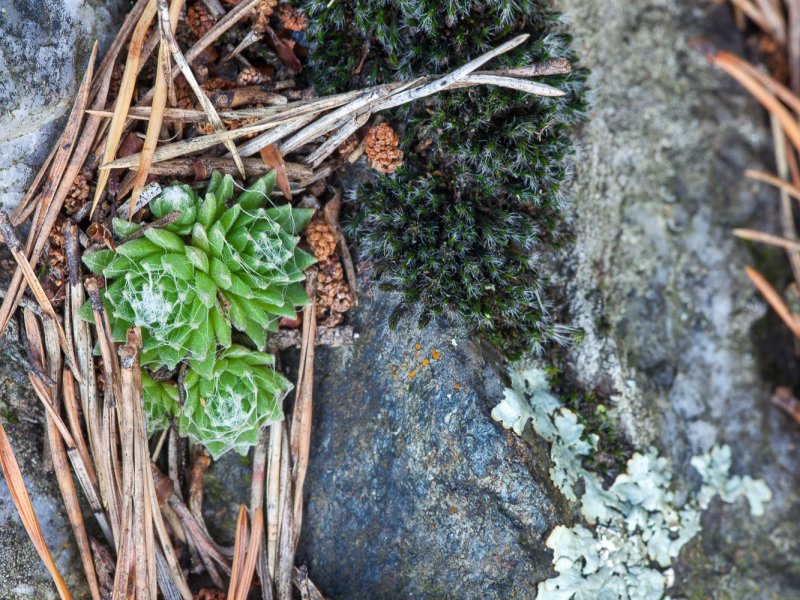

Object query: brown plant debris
[337,134,359,156]
[65,172,91,215]
[277,3,307,31]
[186,3,217,39]
[236,66,268,86]
[305,220,337,261]
[252,0,278,33]
[364,122,404,174]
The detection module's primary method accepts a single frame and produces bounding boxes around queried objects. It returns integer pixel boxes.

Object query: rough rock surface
[4,0,800,599]
[0,330,90,599]
[0,1,122,596]
[0,0,125,211]
[296,294,567,599]
[556,0,800,596]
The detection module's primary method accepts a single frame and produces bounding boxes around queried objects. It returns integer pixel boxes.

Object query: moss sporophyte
[82,172,315,459]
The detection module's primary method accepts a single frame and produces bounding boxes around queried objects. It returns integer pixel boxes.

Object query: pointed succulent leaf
[191,222,211,253]
[112,218,142,238]
[206,172,223,196]
[208,221,226,257]
[184,245,209,272]
[218,174,234,203]
[219,203,242,233]
[237,172,274,210]
[194,271,218,307]
[198,192,221,229]
[161,253,194,280]
[243,319,267,350]
[211,305,232,348]
[78,299,95,322]
[117,237,161,259]
[100,254,134,279]
[210,257,232,290]
[150,182,198,225]
[260,300,298,320]
[144,227,185,252]
[159,344,187,369]
[189,350,216,379]
[284,282,310,307]
[291,248,318,273]
[83,249,115,274]
[142,374,179,434]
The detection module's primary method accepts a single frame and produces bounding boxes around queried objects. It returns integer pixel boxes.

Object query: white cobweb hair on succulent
[121,270,178,333]
[178,345,292,459]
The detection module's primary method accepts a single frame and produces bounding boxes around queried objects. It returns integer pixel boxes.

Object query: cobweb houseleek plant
[82,171,315,457]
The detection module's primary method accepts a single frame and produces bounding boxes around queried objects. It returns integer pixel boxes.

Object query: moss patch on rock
[303,0,587,358]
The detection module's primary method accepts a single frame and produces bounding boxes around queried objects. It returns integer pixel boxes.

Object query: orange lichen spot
[393,374,398,380]
[392,365,397,371]
[421,358,430,367]
[454,383,461,390]
[431,348,441,360]
[408,370,417,380]
[449,507,458,514]
[415,343,421,350]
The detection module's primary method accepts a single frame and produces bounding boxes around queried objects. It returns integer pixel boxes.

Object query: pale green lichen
[492,367,773,600]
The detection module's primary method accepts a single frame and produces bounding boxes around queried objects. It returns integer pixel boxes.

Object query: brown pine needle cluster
[364,123,404,174]
[277,3,307,31]
[186,3,216,39]
[305,219,353,327]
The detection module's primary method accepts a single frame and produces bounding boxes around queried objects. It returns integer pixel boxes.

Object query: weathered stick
[157,0,246,177]
[91,0,158,215]
[290,270,317,551]
[130,0,184,216]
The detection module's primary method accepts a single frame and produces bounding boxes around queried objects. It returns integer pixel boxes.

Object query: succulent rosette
[178,345,292,459]
[141,373,179,435]
[82,171,316,377]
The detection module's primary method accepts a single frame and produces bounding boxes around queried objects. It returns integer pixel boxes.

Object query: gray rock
[0,0,122,597]
[297,292,568,599]
[0,0,125,211]
[4,0,800,598]
[0,329,90,599]
[557,0,800,596]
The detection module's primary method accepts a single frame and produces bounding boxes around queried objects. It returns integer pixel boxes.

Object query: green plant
[303,0,587,357]
[83,172,316,377]
[350,174,570,356]
[179,345,291,459]
[141,373,179,435]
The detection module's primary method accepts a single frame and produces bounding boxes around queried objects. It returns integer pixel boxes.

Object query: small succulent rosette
[82,172,316,377]
[178,345,292,459]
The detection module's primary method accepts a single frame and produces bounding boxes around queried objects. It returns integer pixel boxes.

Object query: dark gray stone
[297,292,567,599]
